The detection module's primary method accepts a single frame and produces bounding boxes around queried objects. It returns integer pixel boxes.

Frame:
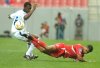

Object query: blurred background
[0,0,100,41]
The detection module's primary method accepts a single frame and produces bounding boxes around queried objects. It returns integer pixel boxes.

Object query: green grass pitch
[0,38,99,68]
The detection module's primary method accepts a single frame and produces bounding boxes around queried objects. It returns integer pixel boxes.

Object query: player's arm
[75,45,86,62]
[8,14,12,19]
[8,12,16,19]
[24,3,37,20]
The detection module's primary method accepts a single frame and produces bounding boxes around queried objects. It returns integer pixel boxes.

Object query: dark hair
[77,14,81,16]
[58,12,61,16]
[24,2,31,7]
[87,45,93,53]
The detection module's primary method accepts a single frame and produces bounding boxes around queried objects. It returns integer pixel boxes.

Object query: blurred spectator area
[0,0,87,8]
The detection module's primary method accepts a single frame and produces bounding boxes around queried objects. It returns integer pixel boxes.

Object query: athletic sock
[26,42,35,56]
[32,38,46,48]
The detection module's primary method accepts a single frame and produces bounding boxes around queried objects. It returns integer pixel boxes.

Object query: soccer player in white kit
[8,2,38,60]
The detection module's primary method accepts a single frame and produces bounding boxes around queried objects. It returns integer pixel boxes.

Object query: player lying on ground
[27,35,93,62]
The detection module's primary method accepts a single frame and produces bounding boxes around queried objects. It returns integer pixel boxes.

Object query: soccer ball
[15,20,24,30]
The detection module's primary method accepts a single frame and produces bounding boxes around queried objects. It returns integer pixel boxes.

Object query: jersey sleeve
[10,10,26,21]
[10,12,17,19]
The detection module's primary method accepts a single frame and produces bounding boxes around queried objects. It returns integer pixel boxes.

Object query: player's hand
[74,59,87,62]
[32,3,39,9]
[79,60,87,62]
[8,15,11,19]
[30,3,38,12]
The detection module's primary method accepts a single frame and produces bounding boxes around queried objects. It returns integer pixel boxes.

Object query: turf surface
[0,38,99,68]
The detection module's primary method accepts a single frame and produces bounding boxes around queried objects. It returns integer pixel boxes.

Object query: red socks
[32,38,46,48]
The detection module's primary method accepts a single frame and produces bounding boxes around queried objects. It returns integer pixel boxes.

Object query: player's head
[87,45,93,53]
[58,12,61,17]
[84,44,93,54]
[23,2,32,13]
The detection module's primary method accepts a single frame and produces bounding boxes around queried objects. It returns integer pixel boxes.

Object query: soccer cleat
[24,55,38,60]
[24,55,31,60]
[29,55,38,60]
[28,34,39,40]
[28,35,33,40]
[32,55,38,59]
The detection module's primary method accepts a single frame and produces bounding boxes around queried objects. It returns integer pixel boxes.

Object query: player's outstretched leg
[28,35,46,48]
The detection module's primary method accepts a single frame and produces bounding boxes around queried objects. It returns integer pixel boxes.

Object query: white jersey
[10,10,27,33]
[10,10,29,40]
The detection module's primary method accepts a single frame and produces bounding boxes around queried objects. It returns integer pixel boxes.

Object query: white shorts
[11,30,29,41]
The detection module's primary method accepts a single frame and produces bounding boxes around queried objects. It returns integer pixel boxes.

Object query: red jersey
[31,38,84,60]
[50,43,84,59]
[50,43,66,58]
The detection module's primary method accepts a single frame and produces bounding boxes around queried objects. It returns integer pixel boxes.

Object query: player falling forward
[27,35,93,62]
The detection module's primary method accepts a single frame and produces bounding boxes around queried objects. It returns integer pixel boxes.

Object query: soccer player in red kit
[27,35,93,62]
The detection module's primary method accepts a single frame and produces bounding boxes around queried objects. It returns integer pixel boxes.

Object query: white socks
[26,42,35,57]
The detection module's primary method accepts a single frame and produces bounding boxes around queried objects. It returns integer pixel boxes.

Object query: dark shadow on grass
[33,58,75,63]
